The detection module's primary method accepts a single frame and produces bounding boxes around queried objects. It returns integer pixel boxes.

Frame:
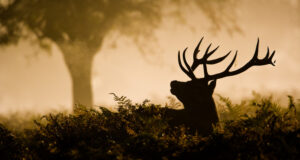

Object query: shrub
[0,93,299,159]
[0,124,23,160]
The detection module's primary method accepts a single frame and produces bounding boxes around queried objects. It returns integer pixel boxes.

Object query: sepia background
[0,0,299,114]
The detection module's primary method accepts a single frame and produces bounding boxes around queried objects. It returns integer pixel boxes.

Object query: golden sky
[0,0,299,113]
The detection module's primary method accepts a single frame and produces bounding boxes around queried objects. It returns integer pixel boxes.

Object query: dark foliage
[0,124,23,160]
[0,94,299,159]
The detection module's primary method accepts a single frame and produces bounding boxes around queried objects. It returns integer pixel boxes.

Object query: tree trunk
[68,55,94,108]
[58,40,100,111]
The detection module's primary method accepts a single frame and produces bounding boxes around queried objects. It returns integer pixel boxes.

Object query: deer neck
[183,97,219,122]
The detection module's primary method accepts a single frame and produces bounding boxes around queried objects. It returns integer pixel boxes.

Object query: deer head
[169,38,276,133]
[171,79,216,111]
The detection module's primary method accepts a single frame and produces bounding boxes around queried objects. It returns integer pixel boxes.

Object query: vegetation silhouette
[0,94,299,159]
[0,0,239,109]
[169,37,276,135]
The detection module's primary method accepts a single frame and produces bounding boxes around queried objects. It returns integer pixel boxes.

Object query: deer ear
[208,80,217,93]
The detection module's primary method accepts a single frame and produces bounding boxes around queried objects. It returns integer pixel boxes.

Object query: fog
[0,0,299,114]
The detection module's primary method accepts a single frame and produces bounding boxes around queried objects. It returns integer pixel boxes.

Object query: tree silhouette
[0,0,238,110]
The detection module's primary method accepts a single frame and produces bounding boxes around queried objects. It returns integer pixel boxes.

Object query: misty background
[0,0,299,114]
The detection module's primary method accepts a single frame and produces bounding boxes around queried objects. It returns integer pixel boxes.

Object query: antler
[178,38,276,81]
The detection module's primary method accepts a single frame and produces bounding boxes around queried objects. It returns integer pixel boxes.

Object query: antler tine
[193,37,203,61]
[224,51,238,72]
[203,38,276,81]
[251,39,276,66]
[202,43,212,78]
[204,43,212,58]
[202,43,222,78]
[178,51,189,77]
[182,48,196,79]
[206,51,231,64]
[252,39,276,66]
[269,50,276,66]
[206,45,219,58]
[178,50,196,80]
[264,47,270,60]
[263,47,276,66]
[249,38,260,63]
[191,39,230,71]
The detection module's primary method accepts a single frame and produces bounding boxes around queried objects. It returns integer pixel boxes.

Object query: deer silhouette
[168,37,276,135]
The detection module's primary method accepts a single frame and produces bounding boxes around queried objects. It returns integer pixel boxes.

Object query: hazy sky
[0,0,299,114]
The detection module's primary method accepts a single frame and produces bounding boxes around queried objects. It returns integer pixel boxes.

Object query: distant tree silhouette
[170,37,276,135]
[0,0,239,110]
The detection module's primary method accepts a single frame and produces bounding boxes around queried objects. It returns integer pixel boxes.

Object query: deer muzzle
[170,80,182,95]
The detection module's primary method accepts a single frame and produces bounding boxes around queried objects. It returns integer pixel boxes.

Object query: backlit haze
[0,0,299,114]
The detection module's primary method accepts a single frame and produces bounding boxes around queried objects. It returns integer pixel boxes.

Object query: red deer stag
[168,38,276,135]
